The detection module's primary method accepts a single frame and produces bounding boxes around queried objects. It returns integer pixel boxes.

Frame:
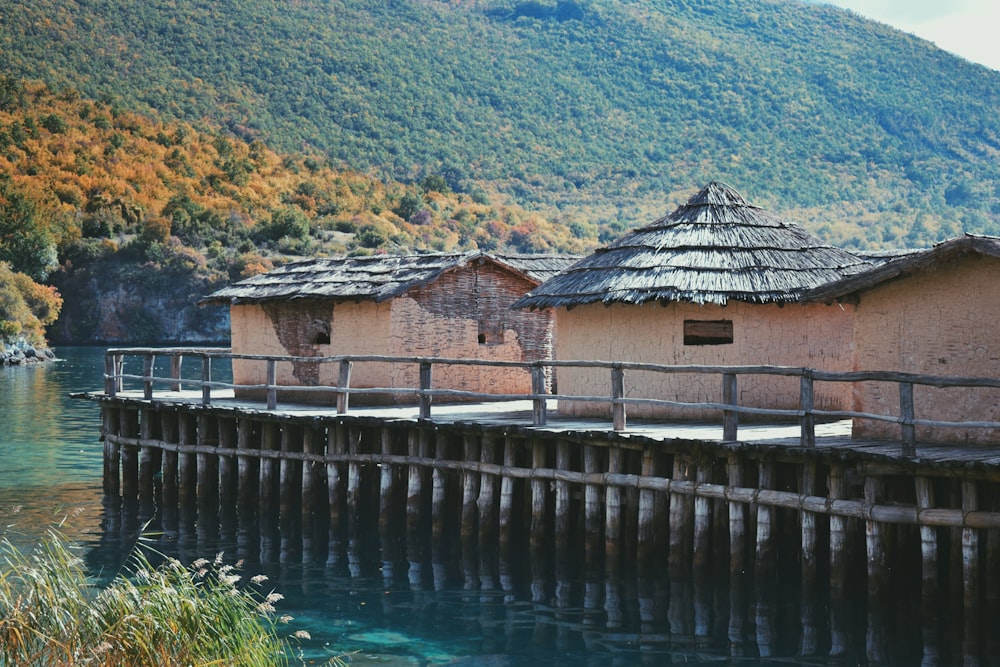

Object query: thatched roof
[202,251,580,305]
[513,182,871,310]
[803,234,1000,303]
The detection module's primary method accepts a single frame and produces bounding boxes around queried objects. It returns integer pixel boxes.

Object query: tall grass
[0,528,300,666]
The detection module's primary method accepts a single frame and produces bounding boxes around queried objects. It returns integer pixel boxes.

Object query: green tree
[0,177,57,280]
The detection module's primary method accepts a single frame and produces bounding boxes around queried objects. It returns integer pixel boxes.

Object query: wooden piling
[258,420,280,534]
[637,446,657,565]
[727,453,747,649]
[554,439,571,559]
[102,405,120,496]
[196,414,219,528]
[236,418,259,530]
[406,429,428,539]
[865,475,888,665]
[916,475,940,664]
[160,409,179,521]
[963,480,981,663]
[280,423,303,551]
[531,438,548,554]
[498,436,518,551]
[669,455,693,576]
[138,407,160,511]
[218,416,238,528]
[461,434,481,543]
[119,408,140,500]
[799,460,818,656]
[605,444,623,574]
[432,431,450,542]
[177,412,198,510]
[301,425,324,549]
[828,464,849,657]
[326,423,347,547]
[478,434,499,547]
[584,443,602,567]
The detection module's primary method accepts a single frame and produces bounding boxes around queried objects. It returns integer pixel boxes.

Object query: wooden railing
[103,347,1000,456]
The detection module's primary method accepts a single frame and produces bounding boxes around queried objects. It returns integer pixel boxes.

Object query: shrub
[0,529,299,666]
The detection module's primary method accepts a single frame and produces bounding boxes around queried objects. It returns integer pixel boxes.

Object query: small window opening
[310,319,331,345]
[684,319,733,346]
[478,320,504,346]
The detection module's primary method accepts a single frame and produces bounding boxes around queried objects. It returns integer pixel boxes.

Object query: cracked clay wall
[554,300,856,420]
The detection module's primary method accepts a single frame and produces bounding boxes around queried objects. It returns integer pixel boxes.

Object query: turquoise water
[0,347,965,665]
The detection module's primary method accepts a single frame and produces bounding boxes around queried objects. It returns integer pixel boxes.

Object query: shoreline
[1,343,56,366]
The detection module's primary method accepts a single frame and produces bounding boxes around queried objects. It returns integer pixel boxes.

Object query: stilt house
[514,182,872,419]
[805,234,1000,444]
[204,251,577,403]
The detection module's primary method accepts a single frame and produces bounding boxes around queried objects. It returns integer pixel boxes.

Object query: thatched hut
[514,181,871,419]
[805,234,1000,444]
[204,251,577,403]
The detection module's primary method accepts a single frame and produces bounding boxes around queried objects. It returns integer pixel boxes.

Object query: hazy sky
[811,0,1000,71]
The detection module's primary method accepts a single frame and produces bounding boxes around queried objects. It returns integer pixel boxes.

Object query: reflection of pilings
[754,459,775,658]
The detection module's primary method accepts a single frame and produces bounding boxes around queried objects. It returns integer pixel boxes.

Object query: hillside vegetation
[1,0,998,249]
[1,0,1000,345]
[0,81,590,345]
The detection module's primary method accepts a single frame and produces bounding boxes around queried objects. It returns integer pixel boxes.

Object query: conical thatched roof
[202,251,579,305]
[513,182,871,310]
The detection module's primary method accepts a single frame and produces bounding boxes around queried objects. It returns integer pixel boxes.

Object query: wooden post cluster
[99,398,1000,663]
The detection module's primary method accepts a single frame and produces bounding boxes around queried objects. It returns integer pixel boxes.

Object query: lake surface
[0,346,975,666]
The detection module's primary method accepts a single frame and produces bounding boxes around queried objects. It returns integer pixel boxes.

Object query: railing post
[105,352,117,397]
[900,382,916,457]
[266,359,277,410]
[336,360,352,414]
[419,362,432,419]
[201,356,211,406]
[170,354,183,391]
[722,372,738,441]
[531,364,547,426]
[611,365,626,431]
[143,353,154,400]
[800,373,815,447]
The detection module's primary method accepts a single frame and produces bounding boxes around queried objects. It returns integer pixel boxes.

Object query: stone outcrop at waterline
[1,342,56,365]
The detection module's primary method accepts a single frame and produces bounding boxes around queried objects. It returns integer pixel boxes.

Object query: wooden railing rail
[103,347,1000,456]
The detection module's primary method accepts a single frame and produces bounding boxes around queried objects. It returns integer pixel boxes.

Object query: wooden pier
[90,348,1000,664]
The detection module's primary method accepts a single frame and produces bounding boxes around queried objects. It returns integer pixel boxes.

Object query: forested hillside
[1,0,1000,346]
[0,81,588,345]
[2,0,999,248]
